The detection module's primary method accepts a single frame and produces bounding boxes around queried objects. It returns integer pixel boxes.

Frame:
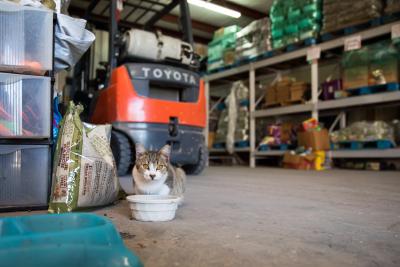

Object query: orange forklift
[88,0,207,175]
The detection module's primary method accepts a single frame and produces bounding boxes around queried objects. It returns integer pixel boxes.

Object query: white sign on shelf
[307,46,321,61]
[392,24,400,39]
[344,35,361,51]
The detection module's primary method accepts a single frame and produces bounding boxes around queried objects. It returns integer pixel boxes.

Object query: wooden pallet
[321,18,382,42]
[331,140,394,150]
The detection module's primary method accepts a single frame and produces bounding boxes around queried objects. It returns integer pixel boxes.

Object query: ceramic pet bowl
[126,195,181,222]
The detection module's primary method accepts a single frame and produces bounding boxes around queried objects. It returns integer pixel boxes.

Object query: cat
[132,143,186,200]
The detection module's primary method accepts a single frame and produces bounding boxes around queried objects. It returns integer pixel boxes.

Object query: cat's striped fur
[132,144,186,199]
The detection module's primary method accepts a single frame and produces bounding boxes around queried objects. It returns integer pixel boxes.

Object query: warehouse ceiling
[68,0,273,44]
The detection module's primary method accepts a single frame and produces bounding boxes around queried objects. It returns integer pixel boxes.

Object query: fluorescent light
[188,0,241,18]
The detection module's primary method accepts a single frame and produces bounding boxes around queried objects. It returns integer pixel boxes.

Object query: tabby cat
[132,143,186,199]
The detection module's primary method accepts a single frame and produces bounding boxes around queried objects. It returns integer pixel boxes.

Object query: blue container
[0,213,143,267]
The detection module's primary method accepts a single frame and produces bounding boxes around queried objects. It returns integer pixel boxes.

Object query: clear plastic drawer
[0,2,53,75]
[0,145,50,208]
[0,73,51,138]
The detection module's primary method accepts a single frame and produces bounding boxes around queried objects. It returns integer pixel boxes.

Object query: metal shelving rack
[204,21,400,167]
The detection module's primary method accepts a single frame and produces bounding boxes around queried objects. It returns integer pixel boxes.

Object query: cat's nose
[149,174,155,180]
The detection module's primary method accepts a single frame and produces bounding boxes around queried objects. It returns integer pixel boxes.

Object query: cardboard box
[288,82,309,102]
[283,152,315,170]
[276,85,290,103]
[208,132,215,149]
[265,85,277,106]
[223,48,236,66]
[281,123,293,143]
[297,129,330,150]
[290,88,306,101]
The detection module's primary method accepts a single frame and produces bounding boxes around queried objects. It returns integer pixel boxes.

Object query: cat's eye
[156,165,164,170]
[142,164,149,169]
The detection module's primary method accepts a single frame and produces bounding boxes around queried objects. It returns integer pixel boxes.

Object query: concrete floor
[4,167,400,266]
[104,167,400,267]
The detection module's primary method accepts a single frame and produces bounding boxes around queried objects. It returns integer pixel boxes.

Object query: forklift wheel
[183,144,208,175]
[111,131,133,176]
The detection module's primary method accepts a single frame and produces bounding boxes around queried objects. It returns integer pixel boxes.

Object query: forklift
[87,0,207,175]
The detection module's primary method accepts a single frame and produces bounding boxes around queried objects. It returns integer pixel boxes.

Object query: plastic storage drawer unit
[0,73,51,138]
[0,1,53,75]
[0,145,51,209]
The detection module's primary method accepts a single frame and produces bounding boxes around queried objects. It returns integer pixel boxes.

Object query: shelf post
[311,59,319,120]
[204,80,210,148]
[249,64,256,168]
[340,112,346,129]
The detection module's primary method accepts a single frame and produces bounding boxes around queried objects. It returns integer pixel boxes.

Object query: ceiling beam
[144,0,180,30]
[69,5,212,44]
[75,0,216,35]
[211,0,266,19]
[162,14,217,33]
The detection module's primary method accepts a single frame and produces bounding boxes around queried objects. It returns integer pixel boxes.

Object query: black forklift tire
[183,144,208,175]
[111,131,133,176]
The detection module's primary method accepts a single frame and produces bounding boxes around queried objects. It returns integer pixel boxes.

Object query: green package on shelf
[272,39,285,49]
[302,0,322,4]
[213,25,240,40]
[299,29,319,40]
[271,20,286,30]
[284,35,300,45]
[304,10,322,20]
[288,9,301,22]
[271,28,284,39]
[270,15,285,23]
[209,32,236,47]
[298,18,320,30]
[303,3,320,13]
[285,24,299,34]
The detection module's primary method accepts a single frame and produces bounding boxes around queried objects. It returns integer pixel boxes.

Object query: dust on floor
[4,167,400,267]
[101,167,400,267]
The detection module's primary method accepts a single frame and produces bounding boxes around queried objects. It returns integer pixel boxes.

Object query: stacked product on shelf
[270,0,322,49]
[259,122,296,148]
[0,2,54,210]
[322,0,383,34]
[214,81,249,152]
[208,99,224,148]
[264,77,310,107]
[235,17,272,61]
[342,40,400,91]
[385,0,400,14]
[207,25,240,72]
[330,121,396,149]
[321,78,343,100]
[283,118,330,170]
[393,120,400,145]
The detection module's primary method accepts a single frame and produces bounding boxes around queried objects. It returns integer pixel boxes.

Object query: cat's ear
[159,144,171,161]
[135,143,146,158]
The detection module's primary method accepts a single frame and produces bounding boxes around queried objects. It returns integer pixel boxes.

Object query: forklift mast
[107,0,194,84]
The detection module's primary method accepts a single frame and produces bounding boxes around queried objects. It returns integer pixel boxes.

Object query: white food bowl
[126,195,181,222]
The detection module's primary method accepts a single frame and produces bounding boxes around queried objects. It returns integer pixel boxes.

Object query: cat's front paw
[159,185,170,196]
